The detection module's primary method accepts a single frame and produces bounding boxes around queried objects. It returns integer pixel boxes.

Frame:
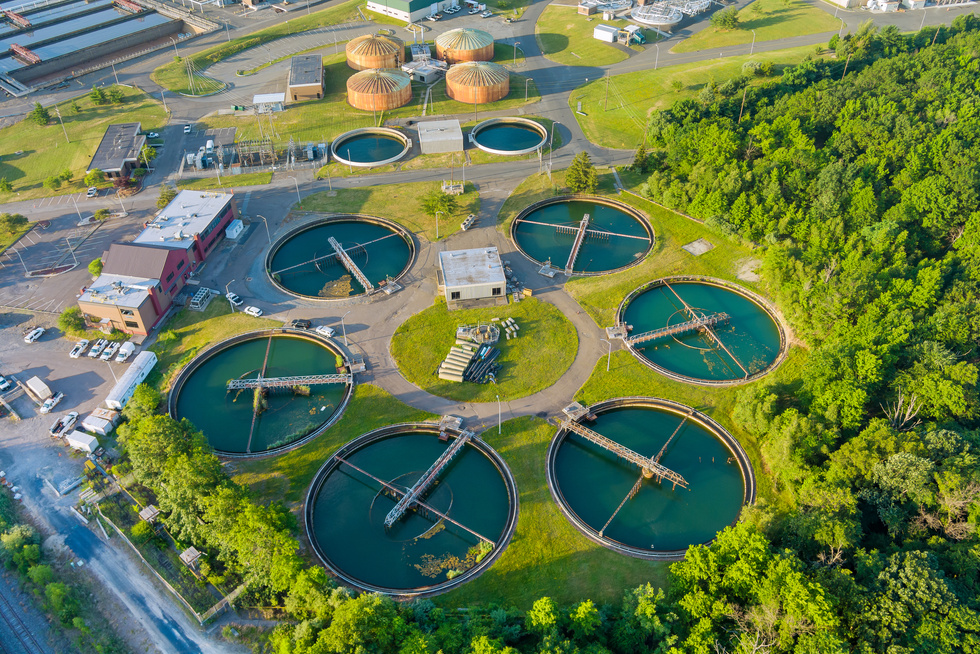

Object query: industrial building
[87,123,146,180]
[346,33,404,70]
[347,68,413,110]
[435,28,494,64]
[132,190,236,264]
[417,119,463,154]
[77,273,169,336]
[102,242,193,299]
[446,61,510,104]
[438,247,507,307]
[287,54,324,102]
[365,0,456,23]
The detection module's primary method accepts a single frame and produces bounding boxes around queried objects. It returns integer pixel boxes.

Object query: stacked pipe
[503,318,520,341]
[438,343,478,381]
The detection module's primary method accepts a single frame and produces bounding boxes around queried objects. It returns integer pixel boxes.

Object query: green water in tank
[622,281,781,382]
[175,336,344,454]
[553,406,745,552]
[473,123,544,152]
[309,431,511,591]
[335,134,405,163]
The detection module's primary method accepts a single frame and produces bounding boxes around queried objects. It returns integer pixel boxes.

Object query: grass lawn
[493,41,526,65]
[495,165,620,234]
[391,297,577,403]
[176,172,273,191]
[0,223,32,255]
[151,0,363,94]
[571,44,825,149]
[230,384,435,506]
[672,0,840,53]
[439,416,667,609]
[149,301,280,394]
[536,4,641,67]
[297,180,479,242]
[200,54,539,145]
[0,87,166,202]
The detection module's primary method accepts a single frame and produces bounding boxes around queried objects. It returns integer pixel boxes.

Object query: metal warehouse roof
[417,119,463,145]
[289,54,323,87]
[87,122,145,173]
[439,247,507,288]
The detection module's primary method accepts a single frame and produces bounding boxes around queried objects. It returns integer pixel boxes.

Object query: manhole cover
[245,277,252,282]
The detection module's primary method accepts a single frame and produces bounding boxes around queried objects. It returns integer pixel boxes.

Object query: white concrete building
[439,247,506,304]
[418,119,464,154]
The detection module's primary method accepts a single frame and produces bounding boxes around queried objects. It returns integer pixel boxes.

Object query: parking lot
[27,186,118,211]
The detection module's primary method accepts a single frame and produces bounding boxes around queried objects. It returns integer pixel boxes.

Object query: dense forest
[82,17,980,654]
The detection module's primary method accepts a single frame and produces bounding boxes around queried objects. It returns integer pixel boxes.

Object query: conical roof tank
[446,61,510,104]
[346,68,413,110]
[346,33,405,71]
[435,28,494,64]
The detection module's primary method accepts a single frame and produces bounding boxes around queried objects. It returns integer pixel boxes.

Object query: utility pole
[841,53,851,80]
[738,87,747,123]
[604,73,609,111]
[54,106,69,143]
[160,90,168,112]
[111,62,119,86]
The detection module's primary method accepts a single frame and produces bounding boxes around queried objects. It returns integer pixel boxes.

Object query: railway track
[0,583,46,654]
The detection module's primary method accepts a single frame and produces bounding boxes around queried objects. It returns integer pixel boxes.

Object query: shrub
[0,177,11,193]
[94,209,111,221]
[43,176,62,190]
[710,7,740,30]
[27,102,49,126]
[58,307,87,335]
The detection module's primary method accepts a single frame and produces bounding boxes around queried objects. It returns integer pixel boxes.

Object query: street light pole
[513,41,519,64]
[600,338,612,372]
[525,77,530,101]
[435,210,443,240]
[496,394,501,435]
[65,237,78,266]
[750,30,756,55]
[170,37,179,58]
[160,90,168,112]
[839,17,845,38]
[69,196,83,222]
[288,176,302,206]
[654,42,660,70]
[224,279,236,312]
[54,106,69,144]
[115,189,125,215]
[111,62,120,86]
[340,310,351,346]
[256,214,271,243]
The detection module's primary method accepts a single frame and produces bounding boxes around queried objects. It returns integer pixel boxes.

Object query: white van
[206,139,215,154]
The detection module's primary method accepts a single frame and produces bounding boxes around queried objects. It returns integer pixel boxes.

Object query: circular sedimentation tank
[511,196,653,275]
[305,424,519,596]
[618,277,786,384]
[331,127,412,167]
[548,398,755,558]
[435,28,494,64]
[266,215,414,300]
[347,68,413,111]
[446,61,509,104]
[169,330,352,457]
[470,117,548,155]
[346,33,405,70]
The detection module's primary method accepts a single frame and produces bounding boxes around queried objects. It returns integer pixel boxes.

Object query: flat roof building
[87,122,146,179]
[439,247,507,308]
[418,119,463,154]
[366,0,456,23]
[287,54,324,102]
[253,92,285,113]
[77,273,165,336]
[133,190,236,264]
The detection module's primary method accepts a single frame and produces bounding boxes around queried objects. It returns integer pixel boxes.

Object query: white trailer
[25,376,52,401]
[105,351,157,410]
[65,430,99,454]
[593,24,619,43]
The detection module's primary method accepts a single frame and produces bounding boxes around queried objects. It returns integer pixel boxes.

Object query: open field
[176,172,273,191]
[298,180,480,242]
[571,44,825,148]
[151,0,363,94]
[0,222,33,255]
[201,55,539,145]
[672,0,840,53]
[0,87,166,202]
[536,4,645,67]
[391,297,577,403]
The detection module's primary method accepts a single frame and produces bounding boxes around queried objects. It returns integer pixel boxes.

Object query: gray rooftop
[439,247,507,288]
[289,54,323,87]
[87,123,145,173]
[79,273,157,309]
[418,119,463,144]
[133,190,232,249]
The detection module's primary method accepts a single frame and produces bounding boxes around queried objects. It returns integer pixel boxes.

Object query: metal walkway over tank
[626,312,731,345]
[662,282,749,378]
[227,373,351,390]
[561,419,689,489]
[384,430,474,527]
[518,219,650,241]
[328,236,374,292]
[565,214,591,274]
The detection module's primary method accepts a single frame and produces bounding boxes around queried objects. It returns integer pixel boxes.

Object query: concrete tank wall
[346,34,405,71]
[436,41,494,64]
[446,75,509,104]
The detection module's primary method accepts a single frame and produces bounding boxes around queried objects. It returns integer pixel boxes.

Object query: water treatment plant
[169,330,352,456]
[267,215,415,299]
[511,196,653,275]
[469,117,548,156]
[305,422,519,596]
[617,277,786,385]
[548,398,755,558]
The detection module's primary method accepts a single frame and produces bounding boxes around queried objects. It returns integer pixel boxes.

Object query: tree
[565,152,598,194]
[0,177,11,193]
[43,176,62,190]
[69,99,81,115]
[88,257,103,277]
[319,592,401,653]
[710,7,740,30]
[83,169,104,187]
[0,213,27,235]
[526,597,560,637]
[630,144,649,174]
[58,307,87,336]
[157,186,177,209]
[59,168,72,183]
[89,86,107,105]
[107,86,124,104]
[419,189,459,220]
[568,600,601,641]
[122,384,160,423]
[139,145,156,166]
[94,209,111,222]
[27,102,49,126]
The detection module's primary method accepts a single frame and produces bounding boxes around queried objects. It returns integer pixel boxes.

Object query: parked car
[49,411,78,436]
[183,124,192,133]
[0,374,10,392]
[86,187,98,198]
[147,132,159,138]
[69,339,90,359]
[100,342,120,361]
[468,6,480,13]
[244,306,263,317]
[24,327,44,344]
[425,13,439,20]
[225,292,243,307]
[314,325,336,338]
[88,338,108,358]
[290,318,312,330]
[481,10,492,17]
[115,342,136,363]
[39,392,64,414]
[446,4,459,12]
